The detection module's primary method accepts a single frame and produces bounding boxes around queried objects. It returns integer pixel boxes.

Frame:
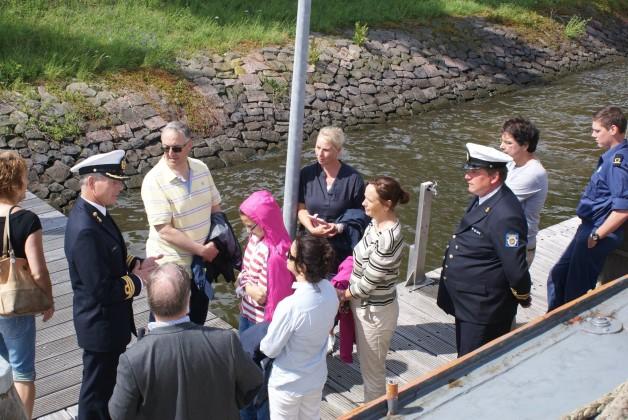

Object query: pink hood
[240,190,294,321]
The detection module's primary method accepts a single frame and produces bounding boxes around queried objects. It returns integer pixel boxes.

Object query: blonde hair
[316,126,345,151]
[0,151,27,202]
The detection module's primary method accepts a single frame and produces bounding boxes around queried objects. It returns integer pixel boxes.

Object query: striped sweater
[349,220,404,308]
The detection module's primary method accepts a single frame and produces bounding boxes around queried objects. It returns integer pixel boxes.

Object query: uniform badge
[505,232,519,248]
[471,227,482,236]
[613,154,624,167]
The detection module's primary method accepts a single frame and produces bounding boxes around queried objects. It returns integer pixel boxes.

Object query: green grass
[564,15,592,38]
[0,0,626,86]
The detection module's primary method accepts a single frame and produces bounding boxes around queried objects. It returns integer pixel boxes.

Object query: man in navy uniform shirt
[437,143,531,357]
[547,106,628,311]
[65,150,160,420]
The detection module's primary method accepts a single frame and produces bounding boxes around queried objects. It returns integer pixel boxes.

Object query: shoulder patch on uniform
[613,154,624,166]
[505,232,519,248]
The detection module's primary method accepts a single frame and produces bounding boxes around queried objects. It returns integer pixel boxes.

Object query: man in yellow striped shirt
[141,121,222,324]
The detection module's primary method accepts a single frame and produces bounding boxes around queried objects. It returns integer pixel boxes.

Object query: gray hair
[146,263,191,318]
[316,126,345,150]
[161,121,191,141]
[79,172,107,188]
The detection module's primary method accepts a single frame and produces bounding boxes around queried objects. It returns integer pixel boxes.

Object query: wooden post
[0,358,28,420]
[406,181,437,287]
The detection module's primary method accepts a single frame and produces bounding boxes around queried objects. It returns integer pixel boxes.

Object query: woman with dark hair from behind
[0,151,54,418]
[260,235,339,419]
[340,176,409,403]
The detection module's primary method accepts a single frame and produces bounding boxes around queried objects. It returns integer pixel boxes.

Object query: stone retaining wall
[0,17,626,210]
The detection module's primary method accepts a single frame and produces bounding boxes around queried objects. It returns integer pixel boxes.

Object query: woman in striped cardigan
[341,176,409,402]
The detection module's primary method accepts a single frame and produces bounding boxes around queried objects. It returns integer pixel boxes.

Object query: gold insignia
[485,206,491,213]
[122,275,135,299]
[92,212,102,223]
[510,287,530,300]
[121,160,127,170]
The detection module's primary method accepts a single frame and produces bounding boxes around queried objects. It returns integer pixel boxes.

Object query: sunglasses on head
[161,142,189,153]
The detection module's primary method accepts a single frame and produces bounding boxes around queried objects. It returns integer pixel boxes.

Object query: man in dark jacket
[437,143,531,357]
[108,263,263,420]
[65,150,159,420]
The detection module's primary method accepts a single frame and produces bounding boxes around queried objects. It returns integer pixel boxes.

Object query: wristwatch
[589,230,600,242]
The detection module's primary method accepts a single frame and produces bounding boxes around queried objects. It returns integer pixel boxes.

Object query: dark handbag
[0,207,52,316]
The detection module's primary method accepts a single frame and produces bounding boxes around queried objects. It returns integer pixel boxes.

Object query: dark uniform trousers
[79,349,124,420]
[437,186,531,358]
[547,222,622,311]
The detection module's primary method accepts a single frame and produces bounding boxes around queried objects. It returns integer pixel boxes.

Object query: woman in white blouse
[260,235,339,419]
[341,176,409,402]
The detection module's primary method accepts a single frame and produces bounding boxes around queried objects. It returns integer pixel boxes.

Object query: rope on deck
[561,380,628,420]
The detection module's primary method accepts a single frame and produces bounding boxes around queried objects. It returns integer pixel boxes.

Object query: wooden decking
[24,192,579,419]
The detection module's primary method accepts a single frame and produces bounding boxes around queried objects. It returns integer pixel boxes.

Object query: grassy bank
[1,0,626,87]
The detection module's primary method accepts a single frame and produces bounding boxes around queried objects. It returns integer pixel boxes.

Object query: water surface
[112,60,628,326]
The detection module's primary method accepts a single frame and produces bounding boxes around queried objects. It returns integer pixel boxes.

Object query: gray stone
[67,82,96,97]
[8,137,26,148]
[48,182,64,193]
[85,130,113,144]
[27,140,49,154]
[61,144,82,156]
[145,144,163,157]
[9,111,28,124]
[45,161,71,183]
[114,124,133,139]
[99,141,115,153]
[0,103,15,115]
[201,156,226,170]
[358,83,377,94]
[31,153,49,165]
[19,148,31,158]
[245,90,270,103]
[60,155,74,167]
[144,115,167,131]
[193,146,213,158]
[61,189,78,201]
[261,130,280,142]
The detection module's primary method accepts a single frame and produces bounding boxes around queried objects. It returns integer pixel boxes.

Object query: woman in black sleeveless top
[0,151,54,418]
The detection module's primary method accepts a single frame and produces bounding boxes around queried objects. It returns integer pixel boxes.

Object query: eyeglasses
[287,251,296,261]
[161,142,189,153]
[245,223,258,232]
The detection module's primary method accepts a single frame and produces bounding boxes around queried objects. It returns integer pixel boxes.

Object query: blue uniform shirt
[576,139,628,227]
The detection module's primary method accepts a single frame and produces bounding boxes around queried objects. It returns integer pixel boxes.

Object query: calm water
[112,60,628,327]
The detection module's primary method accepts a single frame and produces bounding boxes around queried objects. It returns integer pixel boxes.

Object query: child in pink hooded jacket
[236,190,294,332]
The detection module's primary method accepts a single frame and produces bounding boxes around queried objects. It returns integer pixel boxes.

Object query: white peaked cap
[464,143,512,169]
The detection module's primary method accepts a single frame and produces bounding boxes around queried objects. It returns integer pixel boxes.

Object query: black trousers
[78,349,123,420]
[148,277,209,325]
[455,317,512,357]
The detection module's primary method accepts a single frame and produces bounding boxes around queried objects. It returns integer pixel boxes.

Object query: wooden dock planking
[22,192,578,419]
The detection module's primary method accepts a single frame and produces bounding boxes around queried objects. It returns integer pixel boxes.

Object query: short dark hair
[368,176,410,209]
[487,166,508,183]
[593,106,626,133]
[502,117,540,153]
[293,234,335,283]
[147,263,191,318]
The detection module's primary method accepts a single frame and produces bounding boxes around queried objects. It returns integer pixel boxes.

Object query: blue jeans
[238,315,270,420]
[0,315,36,381]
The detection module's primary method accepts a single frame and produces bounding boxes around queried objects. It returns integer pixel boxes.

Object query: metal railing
[405,181,437,287]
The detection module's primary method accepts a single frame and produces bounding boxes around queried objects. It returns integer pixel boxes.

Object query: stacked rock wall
[0,17,626,210]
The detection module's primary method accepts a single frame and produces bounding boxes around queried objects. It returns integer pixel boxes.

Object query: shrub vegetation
[0,0,625,86]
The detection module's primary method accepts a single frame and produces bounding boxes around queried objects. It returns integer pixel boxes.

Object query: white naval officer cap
[70,150,129,180]
[464,143,512,170]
